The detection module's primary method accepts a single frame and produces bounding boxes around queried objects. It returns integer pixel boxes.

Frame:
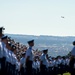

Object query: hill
[6,34,75,57]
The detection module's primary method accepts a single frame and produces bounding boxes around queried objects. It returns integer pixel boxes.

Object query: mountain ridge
[5,33,75,57]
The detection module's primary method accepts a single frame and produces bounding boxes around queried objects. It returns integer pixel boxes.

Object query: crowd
[0,27,75,75]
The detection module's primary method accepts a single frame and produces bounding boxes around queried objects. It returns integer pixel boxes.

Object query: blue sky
[0,0,75,36]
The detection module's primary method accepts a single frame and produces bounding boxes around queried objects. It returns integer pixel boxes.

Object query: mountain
[6,34,75,57]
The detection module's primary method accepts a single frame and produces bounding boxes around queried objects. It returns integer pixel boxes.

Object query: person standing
[20,52,26,75]
[26,40,34,75]
[0,27,5,39]
[1,35,8,75]
[40,49,48,75]
[11,45,17,75]
[0,27,5,74]
[69,41,75,75]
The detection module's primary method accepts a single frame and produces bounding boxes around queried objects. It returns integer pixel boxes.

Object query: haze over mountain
[6,34,75,57]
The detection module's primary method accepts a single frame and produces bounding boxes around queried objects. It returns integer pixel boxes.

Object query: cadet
[32,57,39,75]
[40,49,48,75]
[20,52,26,75]
[11,45,17,75]
[69,41,75,75]
[16,57,20,75]
[26,40,34,75]
[0,27,5,74]
[0,27,5,39]
[6,42,12,75]
[1,35,8,75]
[8,45,13,75]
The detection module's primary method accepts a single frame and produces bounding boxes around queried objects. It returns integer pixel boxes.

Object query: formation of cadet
[0,26,75,75]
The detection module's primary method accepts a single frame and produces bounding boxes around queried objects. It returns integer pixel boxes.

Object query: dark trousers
[20,67,25,75]
[5,62,9,75]
[40,64,47,75]
[32,68,37,75]
[48,67,53,75]
[5,62,12,75]
[0,57,6,75]
[69,58,75,75]
[0,58,2,74]
[11,65,16,75]
[26,60,32,75]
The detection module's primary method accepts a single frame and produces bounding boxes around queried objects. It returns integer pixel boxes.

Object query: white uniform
[49,61,54,67]
[37,60,40,69]
[58,59,62,65]
[62,59,66,65]
[0,41,3,58]
[8,50,13,63]
[2,42,7,58]
[65,58,70,66]
[11,52,17,65]
[55,60,59,67]
[26,47,33,61]
[32,61,39,70]
[20,57,26,68]
[16,61,20,71]
[5,48,10,62]
[40,54,48,67]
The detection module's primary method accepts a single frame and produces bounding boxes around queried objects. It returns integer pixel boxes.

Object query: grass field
[58,73,71,75]
[63,73,71,75]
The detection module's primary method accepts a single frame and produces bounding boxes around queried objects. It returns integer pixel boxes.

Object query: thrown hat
[1,35,8,40]
[27,40,34,44]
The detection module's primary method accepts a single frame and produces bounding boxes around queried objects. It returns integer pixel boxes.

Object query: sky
[0,0,75,36]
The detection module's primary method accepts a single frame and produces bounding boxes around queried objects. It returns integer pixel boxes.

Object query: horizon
[5,33,75,37]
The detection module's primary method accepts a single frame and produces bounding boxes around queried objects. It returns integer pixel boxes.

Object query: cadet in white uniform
[5,45,10,74]
[11,45,17,75]
[40,49,48,75]
[66,57,70,71]
[8,46,13,75]
[32,58,39,75]
[71,41,75,56]
[0,27,5,74]
[16,58,20,75]
[26,40,34,75]
[6,43,12,75]
[1,35,8,75]
[20,52,26,75]
[0,40,3,61]
[69,41,75,75]
[48,59,55,75]
[0,27,5,39]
